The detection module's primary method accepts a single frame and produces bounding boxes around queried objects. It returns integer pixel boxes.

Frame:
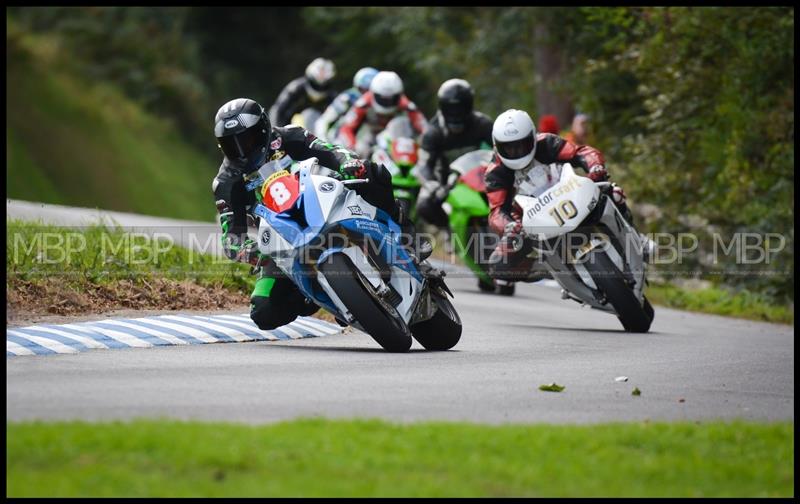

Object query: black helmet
[437,78,474,133]
[214,98,271,173]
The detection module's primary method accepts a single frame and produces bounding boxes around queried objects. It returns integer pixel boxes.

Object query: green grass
[6,22,217,221]
[6,219,253,293]
[6,418,793,497]
[646,281,793,325]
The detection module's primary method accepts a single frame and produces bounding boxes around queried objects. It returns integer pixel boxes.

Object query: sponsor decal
[224,119,239,129]
[503,117,519,136]
[261,229,271,245]
[319,181,336,193]
[245,177,265,192]
[524,178,584,219]
[270,150,285,161]
[354,220,381,232]
[270,137,282,150]
[348,205,364,216]
[253,203,270,219]
[265,169,290,185]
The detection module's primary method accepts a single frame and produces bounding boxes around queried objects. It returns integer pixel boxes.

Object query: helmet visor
[218,126,266,161]
[440,101,469,122]
[308,78,331,92]
[375,93,401,109]
[496,133,535,160]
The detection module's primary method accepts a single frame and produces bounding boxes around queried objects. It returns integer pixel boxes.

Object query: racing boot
[488,235,550,283]
[397,203,432,263]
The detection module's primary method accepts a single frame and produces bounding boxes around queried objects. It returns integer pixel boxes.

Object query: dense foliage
[8,6,794,301]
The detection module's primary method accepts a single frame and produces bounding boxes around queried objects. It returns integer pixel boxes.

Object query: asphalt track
[6,199,794,423]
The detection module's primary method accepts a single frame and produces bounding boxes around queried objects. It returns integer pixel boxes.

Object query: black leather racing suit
[415,111,494,227]
[268,76,337,128]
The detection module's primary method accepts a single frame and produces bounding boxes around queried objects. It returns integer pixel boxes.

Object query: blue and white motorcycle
[250,157,462,352]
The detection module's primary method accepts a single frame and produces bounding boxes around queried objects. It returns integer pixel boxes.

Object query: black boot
[400,219,433,262]
[396,203,432,262]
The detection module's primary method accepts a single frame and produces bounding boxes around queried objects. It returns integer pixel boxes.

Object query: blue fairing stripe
[336,218,422,282]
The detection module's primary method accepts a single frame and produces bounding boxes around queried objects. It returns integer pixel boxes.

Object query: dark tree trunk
[532,22,574,130]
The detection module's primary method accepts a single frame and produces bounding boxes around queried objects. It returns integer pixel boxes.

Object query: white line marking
[20,326,108,349]
[98,320,189,346]
[199,316,280,340]
[134,318,222,343]
[7,341,36,355]
[293,318,341,335]
[59,323,153,348]
[276,324,306,339]
[6,331,79,354]
[214,314,256,323]
[159,315,252,342]
[57,323,153,347]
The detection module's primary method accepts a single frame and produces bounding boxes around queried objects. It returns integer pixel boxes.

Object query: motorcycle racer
[484,109,633,282]
[213,97,419,330]
[314,66,379,142]
[415,78,494,228]
[268,57,337,128]
[338,71,428,158]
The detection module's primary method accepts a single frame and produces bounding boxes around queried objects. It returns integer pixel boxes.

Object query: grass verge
[646,281,793,325]
[6,418,793,497]
[6,219,253,318]
[428,233,793,325]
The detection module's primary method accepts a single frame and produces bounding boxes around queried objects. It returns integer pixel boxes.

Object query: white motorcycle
[514,162,654,332]
[251,156,462,352]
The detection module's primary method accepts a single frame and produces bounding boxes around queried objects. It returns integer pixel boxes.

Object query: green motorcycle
[442,149,515,296]
[370,116,422,220]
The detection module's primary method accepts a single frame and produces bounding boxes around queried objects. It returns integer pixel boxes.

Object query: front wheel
[477,277,496,292]
[410,290,462,351]
[584,251,651,333]
[318,253,413,352]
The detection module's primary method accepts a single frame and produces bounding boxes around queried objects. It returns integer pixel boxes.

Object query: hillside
[6,23,217,221]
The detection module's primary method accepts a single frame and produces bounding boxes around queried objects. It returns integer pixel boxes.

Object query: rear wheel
[318,253,412,352]
[410,290,462,351]
[477,278,496,292]
[585,251,651,333]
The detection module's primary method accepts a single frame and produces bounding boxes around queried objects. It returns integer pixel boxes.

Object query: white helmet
[370,71,404,114]
[492,109,537,170]
[305,58,336,102]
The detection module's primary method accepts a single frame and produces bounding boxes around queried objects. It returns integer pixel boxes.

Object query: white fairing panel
[310,175,378,224]
[257,219,293,258]
[389,268,422,322]
[517,164,600,240]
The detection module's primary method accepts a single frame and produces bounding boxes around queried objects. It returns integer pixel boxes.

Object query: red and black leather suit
[484,133,630,281]
[338,91,427,156]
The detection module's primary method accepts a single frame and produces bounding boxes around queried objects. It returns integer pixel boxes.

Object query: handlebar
[342,178,370,186]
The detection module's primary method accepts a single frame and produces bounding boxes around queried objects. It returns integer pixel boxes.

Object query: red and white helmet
[305,58,336,101]
[492,109,537,170]
[370,71,404,114]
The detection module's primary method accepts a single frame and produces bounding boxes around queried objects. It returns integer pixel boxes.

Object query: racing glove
[217,199,268,267]
[339,159,371,180]
[610,183,627,205]
[587,164,608,182]
[421,180,449,203]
